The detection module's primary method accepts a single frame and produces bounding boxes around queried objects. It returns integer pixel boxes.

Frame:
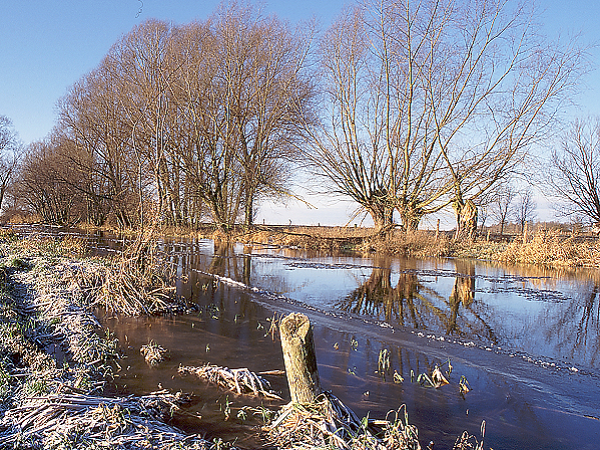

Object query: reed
[85,232,181,316]
[499,229,600,267]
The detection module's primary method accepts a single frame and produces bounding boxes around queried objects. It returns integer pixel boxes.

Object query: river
[85,234,600,449]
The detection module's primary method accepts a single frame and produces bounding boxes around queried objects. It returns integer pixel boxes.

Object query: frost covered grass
[0,232,214,449]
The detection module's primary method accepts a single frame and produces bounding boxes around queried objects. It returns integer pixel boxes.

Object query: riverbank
[53,220,600,268]
[0,231,216,448]
[197,225,600,269]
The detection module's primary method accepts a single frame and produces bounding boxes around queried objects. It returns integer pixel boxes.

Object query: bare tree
[512,188,537,234]
[106,19,185,228]
[490,182,516,237]
[57,55,147,229]
[307,0,586,233]
[548,118,600,225]
[13,139,84,224]
[170,4,316,229]
[0,115,22,213]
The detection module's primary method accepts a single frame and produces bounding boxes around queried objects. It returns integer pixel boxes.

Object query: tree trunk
[279,313,321,403]
[453,199,477,240]
[398,205,422,232]
[244,189,254,228]
[367,203,394,234]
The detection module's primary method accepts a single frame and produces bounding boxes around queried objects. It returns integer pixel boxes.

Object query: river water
[92,236,600,449]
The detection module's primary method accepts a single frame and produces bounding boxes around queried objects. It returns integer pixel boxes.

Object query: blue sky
[2,0,600,226]
[0,0,348,144]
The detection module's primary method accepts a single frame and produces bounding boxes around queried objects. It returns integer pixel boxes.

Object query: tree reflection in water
[337,257,496,343]
[164,238,600,369]
[547,280,600,366]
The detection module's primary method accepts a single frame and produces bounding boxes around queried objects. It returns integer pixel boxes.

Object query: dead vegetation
[91,235,179,315]
[0,234,214,449]
[265,392,485,450]
[498,228,600,267]
[0,390,211,449]
[221,225,374,252]
[141,340,169,367]
[179,364,283,399]
[265,392,419,450]
[204,225,600,268]
[206,225,454,257]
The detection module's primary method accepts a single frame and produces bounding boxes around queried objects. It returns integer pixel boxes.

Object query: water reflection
[162,239,600,371]
[96,237,600,450]
[545,280,600,367]
[338,258,434,328]
[335,257,500,346]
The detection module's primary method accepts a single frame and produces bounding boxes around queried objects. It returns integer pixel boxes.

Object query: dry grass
[203,225,454,257]
[140,340,169,367]
[357,230,452,257]
[266,392,423,450]
[498,229,600,267]
[234,226,373,252]
[212,225,600,268]
[266,392,485,450]
[0,390,211,449]
[81,233,182,316]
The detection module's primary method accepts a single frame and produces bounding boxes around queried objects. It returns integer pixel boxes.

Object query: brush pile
[179,364,282,399]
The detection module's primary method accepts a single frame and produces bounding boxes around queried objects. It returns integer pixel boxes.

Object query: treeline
[0,1,590,232]
[9,4,314,229]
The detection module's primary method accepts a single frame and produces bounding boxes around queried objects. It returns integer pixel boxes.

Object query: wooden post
[279,313,321,403]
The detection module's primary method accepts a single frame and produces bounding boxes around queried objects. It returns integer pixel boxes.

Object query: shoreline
[6,221,599,269]
[0,229,488,449]
[0,233,215,449]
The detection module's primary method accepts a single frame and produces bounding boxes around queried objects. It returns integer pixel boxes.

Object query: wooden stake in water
[279,313,321,403]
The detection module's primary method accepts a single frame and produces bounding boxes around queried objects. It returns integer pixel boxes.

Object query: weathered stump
[279,313,321,403]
